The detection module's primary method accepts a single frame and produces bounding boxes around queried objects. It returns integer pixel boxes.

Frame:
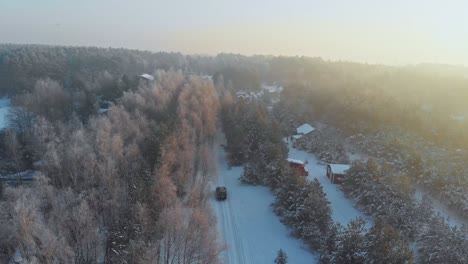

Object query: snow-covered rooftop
[262,84,284,93]
[328,164,351,174]
[236,91,262,100]
[292,134,303,139]
[201,75,212,80]
[287,158,306,165]
[296,123,315,135]
[140,73,154,81]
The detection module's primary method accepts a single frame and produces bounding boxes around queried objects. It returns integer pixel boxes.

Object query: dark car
[216,186,227,200]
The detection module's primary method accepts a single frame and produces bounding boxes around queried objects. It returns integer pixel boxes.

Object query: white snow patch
[212,135,317,264]
[348,151,364,162]
[292,134,303,140]
[0,97,11,129]
[415,188,466,228]
[262,84,283,93]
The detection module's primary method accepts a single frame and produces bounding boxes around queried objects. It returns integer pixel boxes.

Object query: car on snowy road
[216,186,227,200]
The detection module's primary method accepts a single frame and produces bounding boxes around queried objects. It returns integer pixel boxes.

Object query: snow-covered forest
[0,44,467,263]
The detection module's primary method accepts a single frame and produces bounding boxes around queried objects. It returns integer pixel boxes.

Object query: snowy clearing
[415,188,466,228]
[212,135,317,264]
[286,139,371,225]
[0,97,11,129]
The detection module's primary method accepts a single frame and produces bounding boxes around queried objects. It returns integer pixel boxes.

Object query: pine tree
[275,249,288,264]
[334,217,368,264]
[366,218,413,264]
[294,179,332,249]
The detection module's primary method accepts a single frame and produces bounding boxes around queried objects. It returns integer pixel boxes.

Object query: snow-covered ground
[286,139,370,225]
[212,135,317,264]
[0,97,11,129]
[415,188,466,228]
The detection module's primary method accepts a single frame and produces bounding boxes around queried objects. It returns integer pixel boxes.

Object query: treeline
[220,97,413,263]
[0,71,223,263]
[0,44,267,97]
[3,44,467,147]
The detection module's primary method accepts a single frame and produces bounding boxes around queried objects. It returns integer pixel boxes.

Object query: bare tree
[15,78,71,122]
[158,203,224,264]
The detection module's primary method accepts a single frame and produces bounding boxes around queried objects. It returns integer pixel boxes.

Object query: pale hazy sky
[1,0,467,65]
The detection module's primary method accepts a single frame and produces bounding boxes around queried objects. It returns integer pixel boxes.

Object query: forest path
[211,133,316,264]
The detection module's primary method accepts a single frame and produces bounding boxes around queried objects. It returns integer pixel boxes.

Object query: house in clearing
[139,73,154,81]
[139,73,154,86]
[287,158,309,176]
[291,123,316,143]
[327,164,350,184]
[297,123,315,135]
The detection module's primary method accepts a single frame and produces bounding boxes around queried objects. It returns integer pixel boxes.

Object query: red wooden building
[287,158,309,176]
[327,164,350,184]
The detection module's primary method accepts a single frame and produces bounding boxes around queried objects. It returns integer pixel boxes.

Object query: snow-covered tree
[293,179,333,249]
[275,249,288,264]
[366,218,413,264]
[419,215,468,264]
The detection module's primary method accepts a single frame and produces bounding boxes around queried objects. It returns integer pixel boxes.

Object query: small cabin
[327,164,350,184]
[139,73,154,81]
[139,73,155,86]
[291,123,316,145]
[287,158,309,176]
[296,123,315,135]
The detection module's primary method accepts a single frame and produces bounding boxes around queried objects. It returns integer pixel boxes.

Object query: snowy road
[212,135,317,264]
[286,139,370,225]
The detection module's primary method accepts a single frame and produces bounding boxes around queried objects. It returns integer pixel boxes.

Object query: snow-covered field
[0,97,11,129]
[286,139,370,225]
[212,135,317,264]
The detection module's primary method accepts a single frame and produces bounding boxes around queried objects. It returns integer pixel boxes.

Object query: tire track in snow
[215,173,248,264]
[213,134,250,264]
[226,195,248,264]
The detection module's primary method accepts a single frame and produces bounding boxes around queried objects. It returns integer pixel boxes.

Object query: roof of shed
[296,123,315,135]
[328,164,351,174]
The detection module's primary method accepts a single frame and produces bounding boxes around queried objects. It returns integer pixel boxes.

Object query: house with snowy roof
[139,73,154,81]
[291,123,317,143]
[236,91,261,102]
[297,123,315,135]
[287,158,309,176]
[326,164,351,184]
